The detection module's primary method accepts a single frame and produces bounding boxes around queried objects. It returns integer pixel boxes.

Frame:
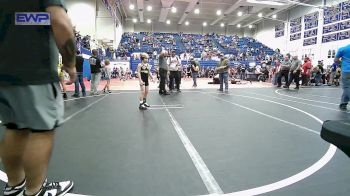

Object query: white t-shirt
[169,56,180,71]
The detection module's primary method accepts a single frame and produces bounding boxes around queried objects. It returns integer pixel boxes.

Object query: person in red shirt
[301,57,312,86]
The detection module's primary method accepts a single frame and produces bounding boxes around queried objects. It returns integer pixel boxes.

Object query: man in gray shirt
[277,55,291,87]
[158,50,170,95]
[284,55,302,89]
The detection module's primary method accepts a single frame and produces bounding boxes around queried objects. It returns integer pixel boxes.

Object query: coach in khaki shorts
[0,1,76,196]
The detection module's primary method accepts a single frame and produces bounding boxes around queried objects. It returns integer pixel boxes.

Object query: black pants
[169,71,180,90]
[159,68,168,93]
[287,70,300,88]
[277,70,289,86]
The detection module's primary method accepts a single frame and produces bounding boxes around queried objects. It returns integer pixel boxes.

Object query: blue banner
[290,25,302,34]
[303,37,317,46]
[275,23,284,31]
[290,33,301,41]
[324,3,342,25]
[275,30,284,38]
[323,23,340,34]
[322,33,339,43]
[304,29,318,38]
[290,17,302,27]
[340,20,350,30]
[304,11,319,30]
[338,30,350,40]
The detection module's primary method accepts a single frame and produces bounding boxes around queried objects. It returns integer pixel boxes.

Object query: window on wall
[328,50,336,58]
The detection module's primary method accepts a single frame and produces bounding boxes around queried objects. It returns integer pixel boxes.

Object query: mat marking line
[245,92,350,113]
[201,92,336,196]
[275,89,338,105]
[160,96,224,194]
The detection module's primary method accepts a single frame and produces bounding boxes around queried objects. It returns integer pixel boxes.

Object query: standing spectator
[72,50,86,97]
[216,54,229,92]
[158,50,170,95]
[190,58,200,87]
[301,57,312,86]
[57,56,68,99]
[169,51,181,92]
[284,56,302,89]
[335,44,350,110]
[89,49,102,95]
[102,60,112,93]
[315,60,324,86]
[0,2,75,195]
[277,56,291,87]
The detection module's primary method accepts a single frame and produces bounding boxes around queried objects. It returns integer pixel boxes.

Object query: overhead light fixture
[237,24,241,28]
[203,22,207,26]
[194,8,200,14]
[246,0,287,6]
[133,18,137,23]
[216,10,222,16]
[129,4,135,10]
[249,25,253,28]
[258,13,263,17]
[147,19,152,23]
[166,19,171,24]
[272,14,277,19]
[220,23,225,27]
[171,7,177,13]
[146,5,152,11]
[237,11,243,16]
[185,21,189,25]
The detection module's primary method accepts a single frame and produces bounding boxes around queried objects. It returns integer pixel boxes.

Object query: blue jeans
[74,73,86,95]
[341,72,350,106]
[219,72,229,91]
[192,72,198,86]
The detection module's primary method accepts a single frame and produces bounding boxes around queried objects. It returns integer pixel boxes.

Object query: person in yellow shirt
[58,55,68,99]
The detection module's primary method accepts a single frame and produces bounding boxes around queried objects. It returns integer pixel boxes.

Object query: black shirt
[0,0,65,86]
[76,55,84,73]
[89,56,102,73]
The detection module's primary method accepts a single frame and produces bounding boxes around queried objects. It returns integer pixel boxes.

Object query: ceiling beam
[210,0,245,25]
[159,0,176,22]
[178,0,199,25]
[243,0,313,27]
[137,0,144,22]
[228,6,266,26]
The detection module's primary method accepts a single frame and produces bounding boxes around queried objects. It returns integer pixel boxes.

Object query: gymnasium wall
[123,21,244,36]
[254,0,350,65]
[66,0,123,48]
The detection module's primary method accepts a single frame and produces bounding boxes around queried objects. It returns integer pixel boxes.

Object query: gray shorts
[0,83,64,131]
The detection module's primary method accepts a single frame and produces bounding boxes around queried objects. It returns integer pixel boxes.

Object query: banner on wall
[275,23,285,38]
[304,11,319,30]
[338,30,350,40]
[303,37,317,46]
[342,1,350,20]
[290,33,301,41]
[340,20,350,30]
[304,29,318,38]
[322,33,339,43]
[324,3,342,25]
[290,17,302,27]
[291,25,302,34]
[323,23,340,34]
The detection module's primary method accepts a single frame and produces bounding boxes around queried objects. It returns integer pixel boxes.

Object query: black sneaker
[25,180,74,196]
[339,104,347,111]
[283,85,289,89]
[4,179,26,196]
[71,94,80,98]
[139,104,147,110]
[143,102,150,107]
